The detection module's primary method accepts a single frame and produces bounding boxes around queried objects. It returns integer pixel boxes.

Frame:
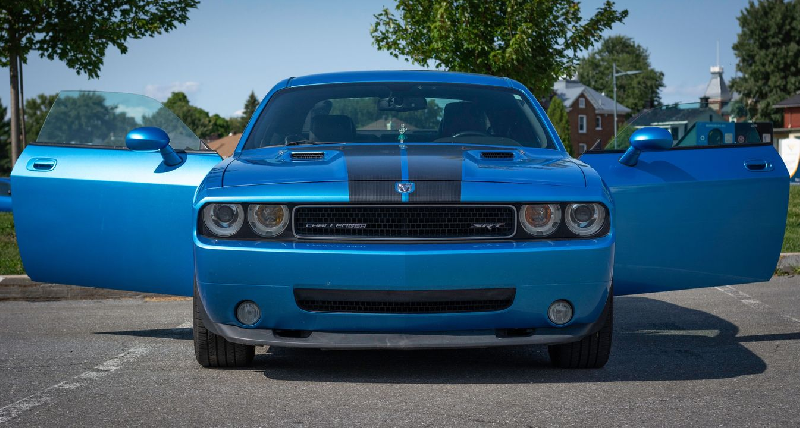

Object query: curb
[4,253,800,301]
[0,275,175,301]
[776,252,800,274]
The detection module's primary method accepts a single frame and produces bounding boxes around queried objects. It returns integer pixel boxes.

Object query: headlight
[565,203,606,236]
[247,204,289,237]
[519,204,561,236]
[202,203,244,237]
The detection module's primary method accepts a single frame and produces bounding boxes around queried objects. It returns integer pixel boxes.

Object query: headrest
[439,102,487,137]
[310,115,355,142]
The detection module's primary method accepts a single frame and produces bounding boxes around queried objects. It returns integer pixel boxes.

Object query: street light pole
[612,62,642,148]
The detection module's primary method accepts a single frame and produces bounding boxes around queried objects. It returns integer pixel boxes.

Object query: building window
[595,116,602,130]
[578,98,585,108]
[578,115,587,133]
[579,143,587,154]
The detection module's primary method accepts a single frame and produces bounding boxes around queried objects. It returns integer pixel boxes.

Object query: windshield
[36,91,203,150]
[243,83,555,150]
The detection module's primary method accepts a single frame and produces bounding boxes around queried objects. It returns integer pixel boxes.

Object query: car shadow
[97,327,192,340]
[255,296,783,384]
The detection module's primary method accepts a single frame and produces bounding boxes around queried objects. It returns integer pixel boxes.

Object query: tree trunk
[19,56,27,148]
[9,49,20,167]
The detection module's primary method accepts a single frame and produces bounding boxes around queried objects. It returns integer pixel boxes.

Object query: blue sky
[1,0,749,117]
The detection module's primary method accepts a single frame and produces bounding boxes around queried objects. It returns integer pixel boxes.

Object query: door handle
[26,158,57,172]
[744,159,773,172]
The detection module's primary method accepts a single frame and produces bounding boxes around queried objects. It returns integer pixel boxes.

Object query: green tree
[36,92,137,147]
[576,35,665,113]
[230,91,261,134]
[730,0,800,125]
[546,97,573,156]
[0,0,199,166]
[23,93,57,143]
[370,0,627,97]
[242,91,259,121]
[161,92,231,140]
[0,99,10,174]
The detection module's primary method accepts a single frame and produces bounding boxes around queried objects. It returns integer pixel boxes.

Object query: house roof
[704,66,732,102]
[775,92,800,109]
[206,133,241,158]
[552,80,631,114]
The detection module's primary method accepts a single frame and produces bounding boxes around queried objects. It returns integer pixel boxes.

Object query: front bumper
[195,236,614,347]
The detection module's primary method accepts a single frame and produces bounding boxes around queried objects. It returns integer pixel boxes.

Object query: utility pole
[613,62,641,148]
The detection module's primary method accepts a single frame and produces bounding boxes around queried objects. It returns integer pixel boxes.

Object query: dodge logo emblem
[395,182,415,194]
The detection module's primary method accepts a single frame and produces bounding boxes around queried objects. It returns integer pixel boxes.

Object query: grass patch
[783,186,800,253]
[0,212,24,275]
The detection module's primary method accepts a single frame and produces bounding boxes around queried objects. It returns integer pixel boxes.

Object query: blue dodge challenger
[10,71,789,369]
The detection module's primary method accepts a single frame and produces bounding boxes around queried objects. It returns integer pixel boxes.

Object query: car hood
[223,144,585,188]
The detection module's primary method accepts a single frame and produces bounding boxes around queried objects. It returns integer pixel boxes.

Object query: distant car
[10,71,789,370]
[0,177,10,212]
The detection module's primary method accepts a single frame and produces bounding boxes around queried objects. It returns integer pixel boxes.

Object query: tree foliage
[546,97,572,156]
[730,0,800,125]
[370,0,627,97]
[0,100,9,174]
[36,92,137,146]
[576,35,665,113]
[24,93,58,143]
[230,91,260,134]
[0,0,199,77]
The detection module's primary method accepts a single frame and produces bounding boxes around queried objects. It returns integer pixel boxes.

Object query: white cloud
[144,81,201,102]
[232,109,244,117]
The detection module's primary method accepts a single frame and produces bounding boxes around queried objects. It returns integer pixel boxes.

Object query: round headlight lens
[202,203,244,237]
[519,204,561,236]
[247,204,290,237]
[565,203,606,236]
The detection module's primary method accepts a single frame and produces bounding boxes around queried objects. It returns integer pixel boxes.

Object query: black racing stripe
[406,145,463,202]
[349,181,402,202]
[344,145,402,202]
[410,181,462,202]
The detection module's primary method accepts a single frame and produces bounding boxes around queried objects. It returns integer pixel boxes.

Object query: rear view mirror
[126,127,184,166]
[377,96,427,112]
[619,127,673,167]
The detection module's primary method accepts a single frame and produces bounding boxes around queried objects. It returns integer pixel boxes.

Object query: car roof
[286,70,512,88]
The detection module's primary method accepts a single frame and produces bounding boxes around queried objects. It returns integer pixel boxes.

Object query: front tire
[547,292,613,369]
[193,287,255,368]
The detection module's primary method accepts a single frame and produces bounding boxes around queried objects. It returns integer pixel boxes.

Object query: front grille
[293,205,516,239]
[480,151,514,159]
[294,288,515,314]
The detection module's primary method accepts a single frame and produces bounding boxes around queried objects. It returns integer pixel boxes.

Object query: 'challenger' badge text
[305,223,367,229]
[395,182,415,194]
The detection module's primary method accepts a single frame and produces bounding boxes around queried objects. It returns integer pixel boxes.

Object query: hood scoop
[290,151,325,161]
[480,151,516,160]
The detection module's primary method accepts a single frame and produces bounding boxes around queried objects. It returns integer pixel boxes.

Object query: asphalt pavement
[1,277,799,427]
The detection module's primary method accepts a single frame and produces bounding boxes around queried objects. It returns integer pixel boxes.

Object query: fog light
[548,300,573,325]
[235,301,261,326]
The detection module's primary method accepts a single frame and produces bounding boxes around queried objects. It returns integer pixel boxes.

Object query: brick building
[774,92,800,142]
[551,80,631,153]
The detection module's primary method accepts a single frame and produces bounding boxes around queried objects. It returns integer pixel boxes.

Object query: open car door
[10,91,221,296]
[582,113,789,296]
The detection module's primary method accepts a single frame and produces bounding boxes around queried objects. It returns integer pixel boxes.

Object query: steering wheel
[451,131,489,138]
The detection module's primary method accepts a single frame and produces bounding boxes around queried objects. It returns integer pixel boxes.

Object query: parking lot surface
[1,277,799,427]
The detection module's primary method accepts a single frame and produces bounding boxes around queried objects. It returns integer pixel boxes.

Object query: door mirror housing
[126,127,183,166]
[619,127,673,167]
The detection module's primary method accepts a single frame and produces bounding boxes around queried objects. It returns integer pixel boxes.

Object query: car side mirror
[618,127,673,167]
[125,127,183,167]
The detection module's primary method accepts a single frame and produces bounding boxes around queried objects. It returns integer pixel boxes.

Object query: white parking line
[0,319,193,424]
[715,285,800,324]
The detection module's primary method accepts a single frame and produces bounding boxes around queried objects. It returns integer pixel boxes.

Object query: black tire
[548,292,613,369]
[193,287,255,368]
